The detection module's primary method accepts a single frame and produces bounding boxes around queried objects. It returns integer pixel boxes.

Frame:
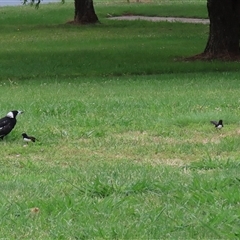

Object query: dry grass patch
[4,126,240,167]
[47,129,227,165]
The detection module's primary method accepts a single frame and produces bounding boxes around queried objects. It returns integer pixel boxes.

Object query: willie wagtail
[22,133,37,143]
[210,119,223,129]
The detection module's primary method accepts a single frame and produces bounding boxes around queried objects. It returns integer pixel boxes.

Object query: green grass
[96,0,207,19]
[0,0,238,81]
[2,74,240,238]
[1,1,240,239]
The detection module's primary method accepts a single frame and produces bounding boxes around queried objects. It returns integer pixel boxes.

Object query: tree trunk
[204,0,240,59]
[74,0,99,24]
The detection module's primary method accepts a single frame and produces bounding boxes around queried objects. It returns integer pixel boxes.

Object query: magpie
[210,119,223,129]
[0,110,23,139]
[22,133,37,143]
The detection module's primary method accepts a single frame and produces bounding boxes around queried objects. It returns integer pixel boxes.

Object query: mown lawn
[1,1,240,239]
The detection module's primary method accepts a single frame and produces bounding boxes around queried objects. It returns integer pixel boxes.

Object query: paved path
[109,16,209,24]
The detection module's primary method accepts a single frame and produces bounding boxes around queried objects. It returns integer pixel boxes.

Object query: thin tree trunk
[74,0,99,24]
[204,0,240,58]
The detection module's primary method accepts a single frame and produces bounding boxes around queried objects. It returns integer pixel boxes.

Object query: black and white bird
[0,110,23,139]
[22,133,37,143]
[210,119,223,129]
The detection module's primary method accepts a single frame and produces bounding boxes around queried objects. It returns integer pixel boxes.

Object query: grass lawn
[1,0,240,239]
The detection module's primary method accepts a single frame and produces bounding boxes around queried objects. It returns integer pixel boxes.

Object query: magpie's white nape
[7,110,23,119]
[0,110,24,140]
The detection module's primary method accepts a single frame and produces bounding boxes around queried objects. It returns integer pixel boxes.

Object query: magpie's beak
[18,111,24,115]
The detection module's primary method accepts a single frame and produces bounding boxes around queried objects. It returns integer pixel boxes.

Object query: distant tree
[73,0,99,24]
[196,0,240,60]
[24,0,99,24]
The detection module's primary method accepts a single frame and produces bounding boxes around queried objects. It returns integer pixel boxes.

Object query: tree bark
[204,0,240,59]
[74,0,99,24]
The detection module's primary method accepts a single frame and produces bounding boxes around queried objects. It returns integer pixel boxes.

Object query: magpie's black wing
[0,116,9,128]
[0,122,13,138]
[210,121,218,126]
[0,118,16,138]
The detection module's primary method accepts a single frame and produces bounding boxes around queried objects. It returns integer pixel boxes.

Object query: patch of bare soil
[108,16,209,24]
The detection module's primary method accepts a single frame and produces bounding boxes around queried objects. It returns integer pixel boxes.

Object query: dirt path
[109,16,209,24]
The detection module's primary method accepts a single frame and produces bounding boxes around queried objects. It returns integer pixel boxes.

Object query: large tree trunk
[204,0,240,59]
[74,0,99,24]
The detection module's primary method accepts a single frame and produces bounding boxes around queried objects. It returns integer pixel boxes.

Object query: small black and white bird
[210,119,223,129]
[0,110,23,139]
[22,133,37,143]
